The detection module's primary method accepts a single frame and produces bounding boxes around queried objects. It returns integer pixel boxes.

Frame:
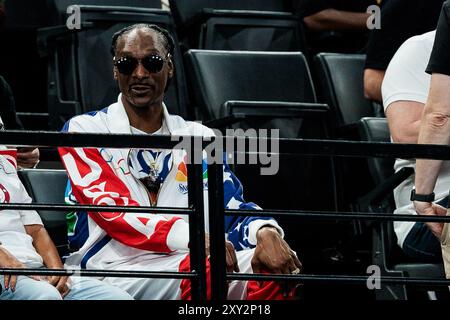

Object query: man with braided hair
[59,23,302,300]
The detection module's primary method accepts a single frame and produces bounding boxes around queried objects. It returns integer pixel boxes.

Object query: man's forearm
[415,74,450,195]
[304,9,371,31]
[415,120,448,194]
[364,69,385,102]
[25,225,63,269]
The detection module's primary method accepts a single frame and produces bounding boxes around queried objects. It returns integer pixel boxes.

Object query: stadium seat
[18,169,69,255]
[184,49,342,262]
[169,0,305,52]
[38,2,190,130]
[313,53,385,210]
[314,53,380,135]
[184,50,318,122]
[356,117,445,300]
[46,0,163,24]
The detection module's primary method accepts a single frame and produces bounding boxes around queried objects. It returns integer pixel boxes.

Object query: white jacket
[60,95,282,269]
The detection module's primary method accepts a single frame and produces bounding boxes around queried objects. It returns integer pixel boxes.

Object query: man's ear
[168,58,174,79]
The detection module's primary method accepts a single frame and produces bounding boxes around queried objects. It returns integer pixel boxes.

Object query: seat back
[169,0,303,51]
[357,117,399,260]
[358,117,394,185]
[47,0,162,24]
[314,53,375,129]
[314,53,381,211]
[201,19,303,52]
[18,169,68,247]
[42,5,189,130]
[185,50,316,120]
[170,0,290,26]
[357,118,447,299]
[185,49,338,255]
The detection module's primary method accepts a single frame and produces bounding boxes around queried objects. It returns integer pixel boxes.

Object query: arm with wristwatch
[413,2,450,241]
[413,73,450,239]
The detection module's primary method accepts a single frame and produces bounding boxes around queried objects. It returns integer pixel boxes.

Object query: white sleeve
[382,33,434,111]
[20,210,44,226]
[17,177,43,226]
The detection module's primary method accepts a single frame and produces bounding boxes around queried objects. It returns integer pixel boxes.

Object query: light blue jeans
[0,275,133,300]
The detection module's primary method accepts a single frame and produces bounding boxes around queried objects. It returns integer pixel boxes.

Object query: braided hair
[111,23,174,57]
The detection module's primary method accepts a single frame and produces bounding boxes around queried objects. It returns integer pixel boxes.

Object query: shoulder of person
[397,31,436,57]
[62,108,109,133]
[385,31,435,75]
[169,115,216,138]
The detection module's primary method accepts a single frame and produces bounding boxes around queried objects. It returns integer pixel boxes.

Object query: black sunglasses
[113,54,170,75]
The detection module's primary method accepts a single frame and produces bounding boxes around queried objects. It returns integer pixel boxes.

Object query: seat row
[1,0,306,127]
[5,0,304,52]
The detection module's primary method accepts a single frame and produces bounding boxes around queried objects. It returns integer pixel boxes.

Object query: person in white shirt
[381,30,449,261]
[0,117,133,300]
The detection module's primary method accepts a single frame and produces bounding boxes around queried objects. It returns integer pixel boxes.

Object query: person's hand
[225,241,239,273]
[205,233,210,257]
[251,226,302,295]
[0,246,39,292]
[17,147,40,168]
[46,275,70,298]
[414,201,447,238]
[204,233,239,273]
[251,226,302,275]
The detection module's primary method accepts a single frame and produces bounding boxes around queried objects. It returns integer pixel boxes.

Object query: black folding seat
[46,0,163,24]
[39,1,190,130]
[184,50,318,123]
[314,53,380,135]
[169,0,305,52]
[184,49,343,261]
[313,53,386,210]
[18,169,69,255]
[357,117,445,300]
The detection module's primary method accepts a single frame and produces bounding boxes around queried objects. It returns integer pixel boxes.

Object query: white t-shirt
[0,149,44,268]
[382,30,450,247]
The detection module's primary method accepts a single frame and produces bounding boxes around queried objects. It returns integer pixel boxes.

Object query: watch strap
[410,189,435,202]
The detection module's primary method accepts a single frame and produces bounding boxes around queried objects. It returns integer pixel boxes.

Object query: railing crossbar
[225,209,450,223]
[0,268,197,279]
[0,203,193,215]
[2,131,450,160]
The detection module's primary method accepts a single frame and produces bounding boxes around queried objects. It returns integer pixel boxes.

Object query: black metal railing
[1,130,450,300]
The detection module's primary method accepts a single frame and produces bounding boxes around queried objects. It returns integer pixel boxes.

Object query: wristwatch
[410,189,435,202]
